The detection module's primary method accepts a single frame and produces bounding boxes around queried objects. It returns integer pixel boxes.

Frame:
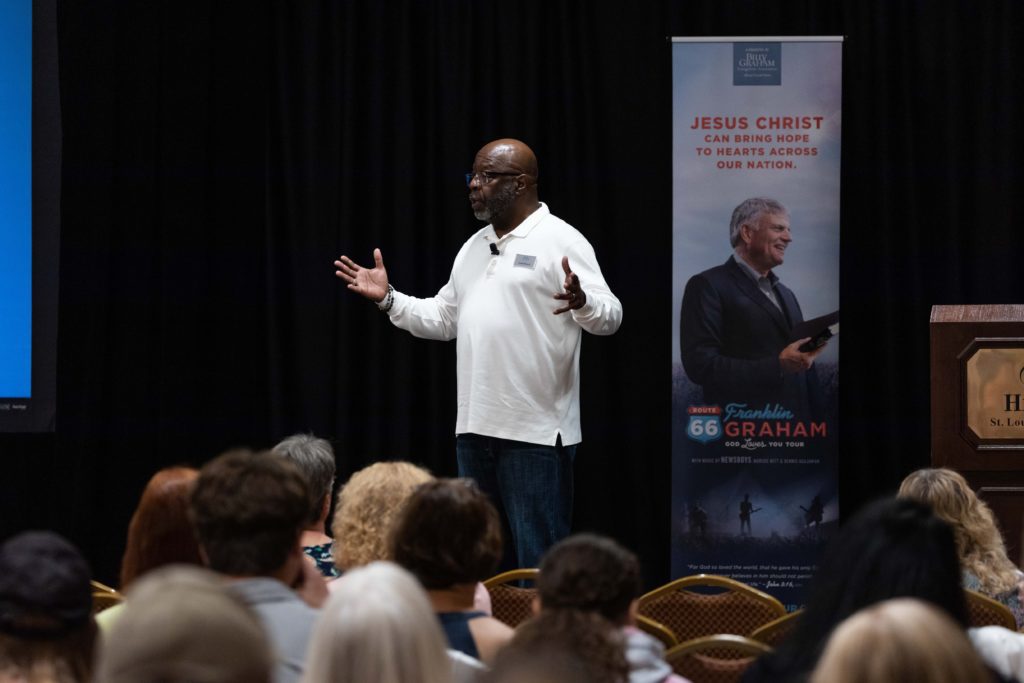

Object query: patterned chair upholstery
[965,588,1017,630]
[749,609,802,647]
[666,634,772,683]
[483,568,539,628]
[637,574,786,642]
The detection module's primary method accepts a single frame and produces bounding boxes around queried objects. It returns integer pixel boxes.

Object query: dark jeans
[456,433,576,571]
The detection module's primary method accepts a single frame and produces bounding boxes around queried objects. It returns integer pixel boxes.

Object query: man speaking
[679,197,824,420]
[335,139,621,569]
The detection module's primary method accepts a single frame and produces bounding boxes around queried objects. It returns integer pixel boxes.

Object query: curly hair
[389,479,503,589]
[898,468,1020,595]
[331,462,433,570]
[490,609,628,683]
[537,533,641,625]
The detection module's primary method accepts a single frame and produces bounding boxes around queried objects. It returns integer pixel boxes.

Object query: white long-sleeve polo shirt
[387,203,622,446]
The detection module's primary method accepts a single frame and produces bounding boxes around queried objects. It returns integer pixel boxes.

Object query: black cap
[0,531,93,638]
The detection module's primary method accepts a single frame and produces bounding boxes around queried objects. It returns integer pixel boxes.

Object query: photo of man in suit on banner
[679,197,827,422]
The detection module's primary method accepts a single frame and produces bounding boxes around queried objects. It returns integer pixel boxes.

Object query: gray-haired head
[729,197,788,247]
[272,434,336,519]
[303,562,452,683]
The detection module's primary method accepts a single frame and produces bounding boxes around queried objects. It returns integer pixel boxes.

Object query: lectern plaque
[965,345,1024,441]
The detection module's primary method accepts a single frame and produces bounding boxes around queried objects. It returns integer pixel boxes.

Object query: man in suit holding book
[679,197,825,420]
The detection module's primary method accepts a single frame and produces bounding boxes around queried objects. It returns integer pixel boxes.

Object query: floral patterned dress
[303,541,340,579]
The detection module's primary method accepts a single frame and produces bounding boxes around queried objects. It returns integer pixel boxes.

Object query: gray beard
[474,182,518,222]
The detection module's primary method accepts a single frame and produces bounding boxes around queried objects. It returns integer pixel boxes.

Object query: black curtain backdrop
[3,0,1022,590]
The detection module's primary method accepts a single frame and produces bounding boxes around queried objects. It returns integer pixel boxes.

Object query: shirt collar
[491,202,549,242]
[732,252,779,285]
[227,577,300,604]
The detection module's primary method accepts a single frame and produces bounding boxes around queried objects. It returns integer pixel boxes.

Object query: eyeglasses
[465,171,522,187]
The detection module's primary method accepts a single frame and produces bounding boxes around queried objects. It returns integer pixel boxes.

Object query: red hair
[119,467,202,589]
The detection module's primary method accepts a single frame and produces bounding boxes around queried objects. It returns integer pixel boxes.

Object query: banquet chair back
[638,574,785,642]
[483,568,539,628]
[666,634,772,683]
[965,588,1016,630]
[749,609,803,647]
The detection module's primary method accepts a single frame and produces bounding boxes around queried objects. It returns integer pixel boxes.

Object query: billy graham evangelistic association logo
[686,405,723,444]
[733,42,782,86]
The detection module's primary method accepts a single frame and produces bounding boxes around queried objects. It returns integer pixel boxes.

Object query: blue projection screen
[0,0,33,401]
[1,0,59,432]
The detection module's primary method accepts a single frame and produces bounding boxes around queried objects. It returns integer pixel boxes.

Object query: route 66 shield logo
[687,412,722,444]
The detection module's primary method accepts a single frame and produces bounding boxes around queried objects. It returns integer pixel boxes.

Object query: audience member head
[489,609,629,683]
[485,651,593,683]
[119,466,201,589]
[485,650,594,683]
[189,449,309,579]
[304,561,452,683]
[0,531,96,683]
[389,478,502,590]
[95,565,272,683]
[899,467,1020,594]
[767,497,967,677]
[537,533,641,625]
[272,433,336,527]
[810,598,989,683]
[331,461,433,570]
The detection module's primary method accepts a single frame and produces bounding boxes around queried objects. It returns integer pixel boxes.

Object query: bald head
[476,139,539,179]
[469,138,542,234]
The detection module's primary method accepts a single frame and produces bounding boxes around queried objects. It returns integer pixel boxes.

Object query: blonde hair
[302,562,452,683]
[811,598,988,683]
[331,461,433,570]
[898,467,1020,594]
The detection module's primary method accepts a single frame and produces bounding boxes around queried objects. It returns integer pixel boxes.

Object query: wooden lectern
[931,305,1024,565]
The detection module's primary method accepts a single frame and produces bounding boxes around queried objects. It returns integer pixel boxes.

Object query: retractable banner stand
[671,37,842,610]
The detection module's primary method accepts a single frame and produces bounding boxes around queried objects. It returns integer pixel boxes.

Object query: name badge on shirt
[514,254,537,269]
